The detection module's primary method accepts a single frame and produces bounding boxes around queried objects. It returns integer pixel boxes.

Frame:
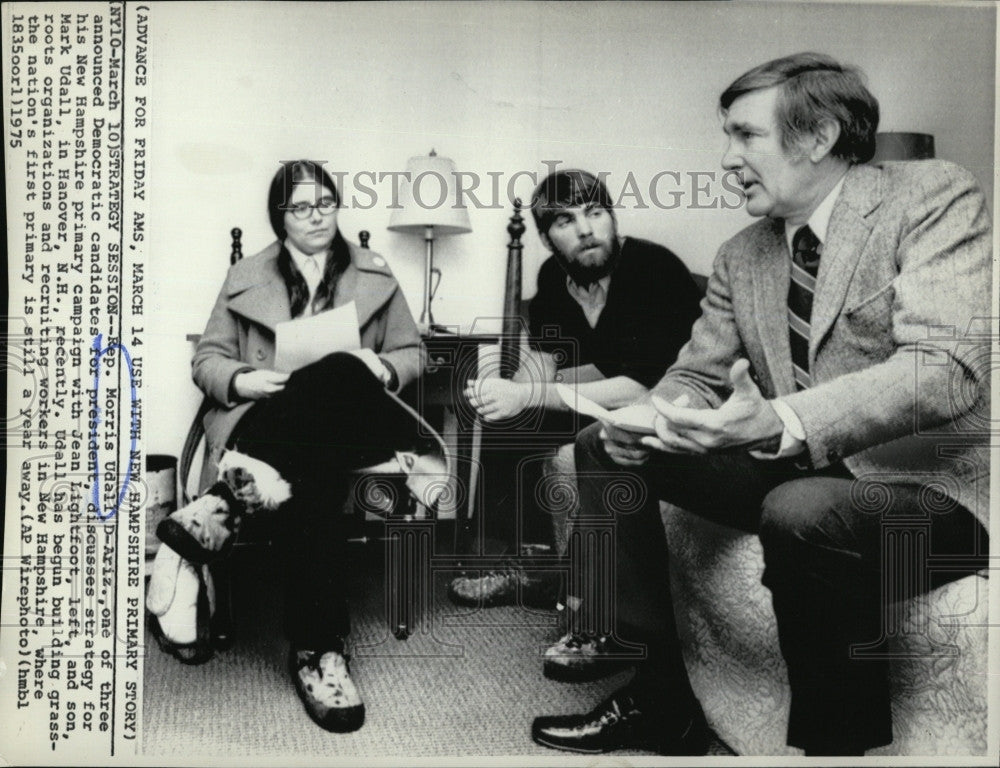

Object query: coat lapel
[226,245,291,331]
[749,220,797,396]
[809,165,881,363]
[342,242,396,330]
[225,240,397,333]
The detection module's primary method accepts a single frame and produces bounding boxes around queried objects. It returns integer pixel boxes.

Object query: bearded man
[450,169,702,686]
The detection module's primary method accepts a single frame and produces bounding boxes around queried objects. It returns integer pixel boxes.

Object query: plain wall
[147,0,996,459]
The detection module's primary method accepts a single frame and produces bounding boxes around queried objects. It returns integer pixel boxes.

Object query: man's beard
[554,235,622,287]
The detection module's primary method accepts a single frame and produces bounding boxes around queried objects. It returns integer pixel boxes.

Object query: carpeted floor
[143,534,733,759]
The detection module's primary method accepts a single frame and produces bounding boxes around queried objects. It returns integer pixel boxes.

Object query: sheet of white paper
[274,301,362,372]
[555,384,658,435]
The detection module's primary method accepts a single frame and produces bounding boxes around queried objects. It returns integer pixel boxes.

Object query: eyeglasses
[283,197,338,219]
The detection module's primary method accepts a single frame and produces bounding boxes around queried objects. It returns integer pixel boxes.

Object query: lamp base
[418,322,455,337]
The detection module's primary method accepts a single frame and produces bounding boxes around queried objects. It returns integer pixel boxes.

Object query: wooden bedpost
[500,199,525,378]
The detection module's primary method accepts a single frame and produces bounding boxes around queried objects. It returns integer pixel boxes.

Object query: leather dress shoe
[531,692,708,755]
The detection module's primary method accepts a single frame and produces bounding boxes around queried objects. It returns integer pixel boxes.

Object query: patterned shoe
[395,450,449,512]
[217,450,292,512]
[156,481,242,565]
[290,647,365,733]
[158,453,293,565]
[447,563,556,608]
[543,632,638,682]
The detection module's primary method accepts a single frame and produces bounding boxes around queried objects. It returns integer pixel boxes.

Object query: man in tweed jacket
[531,52,991,757]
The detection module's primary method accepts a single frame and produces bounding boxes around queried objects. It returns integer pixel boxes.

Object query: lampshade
[872,132,935,162]
[387,150,473,235]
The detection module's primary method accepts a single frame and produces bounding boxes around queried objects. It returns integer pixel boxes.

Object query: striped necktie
[788,225,822,390]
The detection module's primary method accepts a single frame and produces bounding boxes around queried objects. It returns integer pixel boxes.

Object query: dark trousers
[227,352,436,649]
[476,410,592,556]
[572,421,988,753]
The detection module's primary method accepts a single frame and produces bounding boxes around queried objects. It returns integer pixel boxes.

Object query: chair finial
[230,227,243,264]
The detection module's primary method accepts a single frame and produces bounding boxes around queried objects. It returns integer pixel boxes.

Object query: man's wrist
[751,399,806,459]
[770,399,805,442]
[519,380,541,411]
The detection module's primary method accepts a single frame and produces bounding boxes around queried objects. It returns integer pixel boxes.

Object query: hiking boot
[543,632,638,682]
[447,562,558,608]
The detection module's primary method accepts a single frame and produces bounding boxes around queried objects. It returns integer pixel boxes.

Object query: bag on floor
[146,542,217,665]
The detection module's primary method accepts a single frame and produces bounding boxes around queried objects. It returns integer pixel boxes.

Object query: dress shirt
[286,240,328,315]
[753,173,846,459]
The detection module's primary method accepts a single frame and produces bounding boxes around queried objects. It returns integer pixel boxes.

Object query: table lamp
[388,149,472,334]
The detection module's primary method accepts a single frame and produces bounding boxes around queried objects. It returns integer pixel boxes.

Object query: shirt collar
[784,172,847,255]
[566,274,611,303]
[285,238,328,274]
[566,274,611,329]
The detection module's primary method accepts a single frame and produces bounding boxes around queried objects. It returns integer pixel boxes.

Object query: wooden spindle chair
[171,228,428,653]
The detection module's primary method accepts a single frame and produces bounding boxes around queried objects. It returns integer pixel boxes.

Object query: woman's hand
[347,348,391,386]
[233,369,290,400]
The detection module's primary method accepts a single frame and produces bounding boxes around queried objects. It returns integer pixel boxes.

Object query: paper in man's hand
[555,383,657,435]
[274,301,362,372]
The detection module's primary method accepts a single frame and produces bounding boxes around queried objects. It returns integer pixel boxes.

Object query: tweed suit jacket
[192,239,423,490]
[650,160,992,527]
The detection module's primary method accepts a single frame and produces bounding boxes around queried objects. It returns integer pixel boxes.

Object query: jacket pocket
[845,280,895,317]
[840,281,895,357]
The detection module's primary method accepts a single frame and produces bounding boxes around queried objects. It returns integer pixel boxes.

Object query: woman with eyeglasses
[149,160,442,734]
